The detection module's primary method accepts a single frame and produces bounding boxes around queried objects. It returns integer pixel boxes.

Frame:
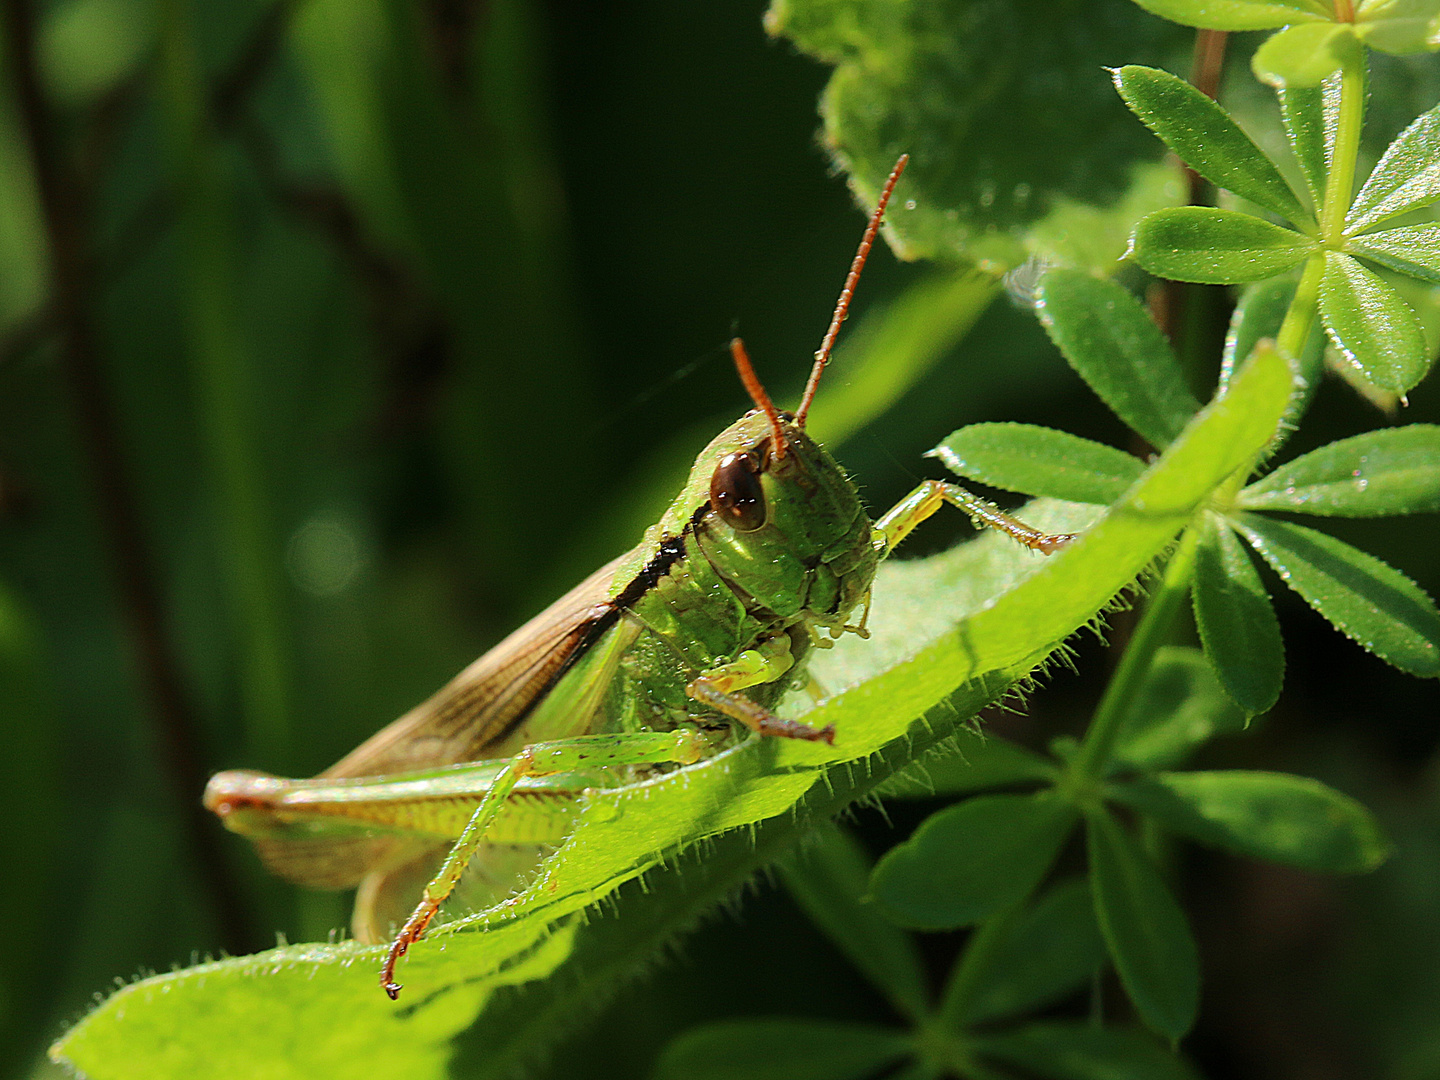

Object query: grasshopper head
[646,155,909,632]
[684,154,909,631]
[691,398,876,632]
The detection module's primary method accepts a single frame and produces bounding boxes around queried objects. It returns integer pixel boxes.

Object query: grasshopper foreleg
[685,634,835,745]
[381,727,711,999]
[875,480,1077,557]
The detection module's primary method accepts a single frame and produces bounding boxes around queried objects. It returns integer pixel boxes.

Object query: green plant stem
[1320,46,1365,244]
[1275,254,1324,362]
[1274,44,1365,383]
[1070,528,1202,781]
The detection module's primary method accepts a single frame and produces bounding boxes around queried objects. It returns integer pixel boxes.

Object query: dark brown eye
[709,451,767,532]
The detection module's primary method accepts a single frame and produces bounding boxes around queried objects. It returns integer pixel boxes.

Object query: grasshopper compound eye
[710,451,767,532]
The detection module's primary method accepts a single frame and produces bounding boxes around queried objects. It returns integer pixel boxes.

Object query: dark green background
[2,1,1438,1077]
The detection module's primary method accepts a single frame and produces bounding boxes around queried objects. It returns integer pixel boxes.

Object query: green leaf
[869,793,1076,930]
[655,1020,913,1080]
[1318,251,1431,396]
[765,0,1190,269]
[779,824,929,1020]
[1113,646,1250,771]
[1113,65,1310,224]
[1034,269,1200,447]
[1192,515,1285,715]
[931,423,1144,504]
[1347,100,1440,232]
[1109,770,1391,873]
[1130,207,1316,283]
[1252,23,1359,89]
[52,328,1294,1079]
[1128,0,1329,29]
[876,730,1057,799]
[957,879,1107,1026]
[976,1022,1201,1080]
[1239,425,1440,516]
[1237,513,1440,677]
[1355,0,1440,55]
[1086,808,1200,1040]
[1278,81,1335,212]
[1347,223,1440,285]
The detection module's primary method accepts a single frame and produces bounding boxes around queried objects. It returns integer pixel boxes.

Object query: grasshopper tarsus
[381,899,439,1000]
[381,936,413,999]
[1035,532,1080,556]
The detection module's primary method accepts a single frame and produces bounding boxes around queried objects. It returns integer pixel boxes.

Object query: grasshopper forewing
[205,154,1078,999]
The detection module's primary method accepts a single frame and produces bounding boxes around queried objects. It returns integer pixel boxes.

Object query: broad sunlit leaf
[766,0,1189,268]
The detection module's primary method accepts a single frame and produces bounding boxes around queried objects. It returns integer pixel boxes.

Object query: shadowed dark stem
[1150,29,1231,371]
[1,0,254,955]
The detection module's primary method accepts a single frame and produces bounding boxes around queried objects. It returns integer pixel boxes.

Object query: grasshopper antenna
[731,337,789,458]
[795,153,909,429]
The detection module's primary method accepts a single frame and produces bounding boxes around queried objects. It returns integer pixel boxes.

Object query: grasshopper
[204,155,1076,999]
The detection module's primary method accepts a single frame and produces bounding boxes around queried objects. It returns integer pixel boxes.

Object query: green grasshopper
[204,156,1075,999]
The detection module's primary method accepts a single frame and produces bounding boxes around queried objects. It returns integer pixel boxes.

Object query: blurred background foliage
[1,0,1438,1077]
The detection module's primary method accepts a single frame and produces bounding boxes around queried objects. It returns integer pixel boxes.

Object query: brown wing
[250,551,632,892]
[323,549,631,779]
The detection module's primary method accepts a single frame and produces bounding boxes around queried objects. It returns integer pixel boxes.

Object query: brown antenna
[794,153,909,428]
[730,337,788,458]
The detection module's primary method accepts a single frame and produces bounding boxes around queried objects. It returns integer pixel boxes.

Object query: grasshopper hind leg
[381,728,714,999]
[354,844,546,946]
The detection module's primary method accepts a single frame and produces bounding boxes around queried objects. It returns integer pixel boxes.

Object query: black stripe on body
[486,503,710,748]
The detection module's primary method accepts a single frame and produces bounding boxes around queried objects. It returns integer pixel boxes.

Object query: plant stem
[1275,253,1324,362]
[1320,46,1365,244]
[1272,43,1365,377]
[1071,528,1202,780]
